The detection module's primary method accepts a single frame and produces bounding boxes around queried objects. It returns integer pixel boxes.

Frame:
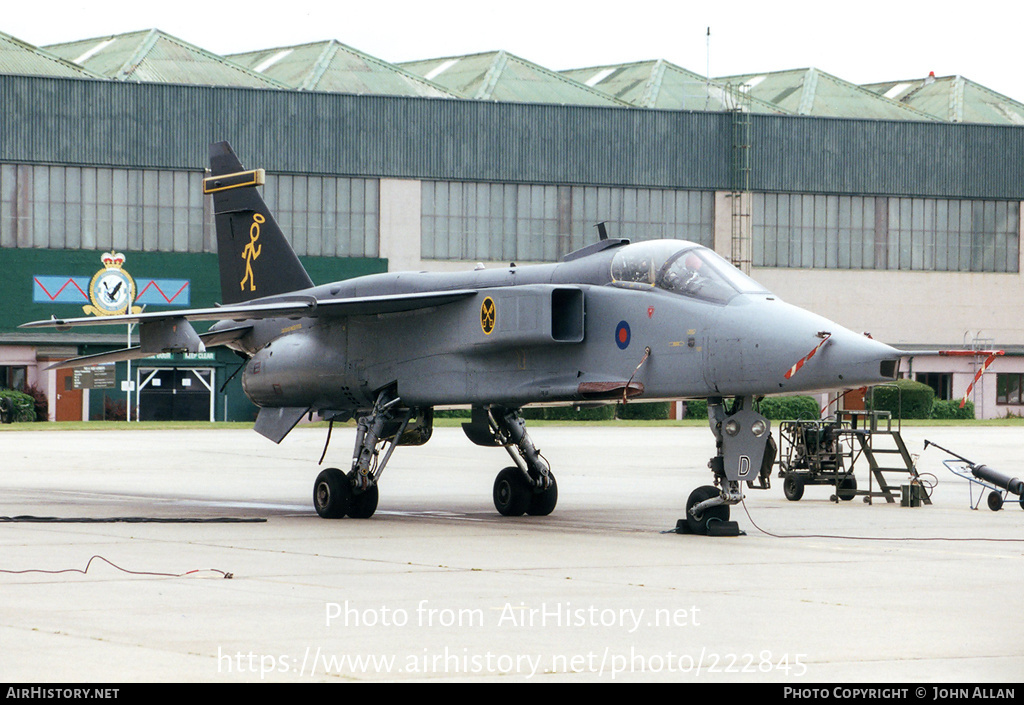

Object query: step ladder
[841,411,931,505]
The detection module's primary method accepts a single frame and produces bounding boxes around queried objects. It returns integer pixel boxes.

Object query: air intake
[880,359,900,379]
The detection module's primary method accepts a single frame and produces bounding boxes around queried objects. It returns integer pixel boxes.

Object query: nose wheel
[684,485,731,534]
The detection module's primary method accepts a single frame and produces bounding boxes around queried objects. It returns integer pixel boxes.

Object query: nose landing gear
[678,396,773,536]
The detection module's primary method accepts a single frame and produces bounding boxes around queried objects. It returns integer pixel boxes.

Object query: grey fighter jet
[22,142,901,533]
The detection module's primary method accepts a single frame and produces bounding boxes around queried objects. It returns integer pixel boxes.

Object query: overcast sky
[6,0,1024,102]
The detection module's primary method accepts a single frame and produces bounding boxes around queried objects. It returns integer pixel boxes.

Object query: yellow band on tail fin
[202,168,266,194]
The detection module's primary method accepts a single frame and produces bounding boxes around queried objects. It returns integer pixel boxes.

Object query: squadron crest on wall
[84,251,142,317]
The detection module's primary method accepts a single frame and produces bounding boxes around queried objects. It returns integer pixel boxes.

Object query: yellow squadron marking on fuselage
[480,297,496,335]
[240,213,265,292]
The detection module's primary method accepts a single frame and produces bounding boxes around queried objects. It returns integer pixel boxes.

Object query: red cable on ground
[0,554,233,579]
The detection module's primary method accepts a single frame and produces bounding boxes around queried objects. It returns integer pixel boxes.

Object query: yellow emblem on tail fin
[240,213,265,292]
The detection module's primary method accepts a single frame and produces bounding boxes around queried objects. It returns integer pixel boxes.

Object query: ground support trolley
[777,410,931,505]
[925,440,1024,511]
[776,418,858,502]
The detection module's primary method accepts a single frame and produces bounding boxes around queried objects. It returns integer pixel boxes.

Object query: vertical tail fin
[204,141,313,305]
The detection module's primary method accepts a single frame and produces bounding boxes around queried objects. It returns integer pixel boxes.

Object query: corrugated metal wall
[1,74,1022,199]
[749,116,1024,199]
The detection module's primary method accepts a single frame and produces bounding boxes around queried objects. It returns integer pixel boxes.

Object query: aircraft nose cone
[796,327,901,390]
[760,293,904,393]
[703,298,901,396]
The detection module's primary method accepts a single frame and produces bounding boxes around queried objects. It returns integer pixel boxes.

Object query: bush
[930,399,975,420]
[538,404,616,421]
[758,396,820,420]
[682,396,818,421]
[434,407,615,421]
[616,401,672,420]
[683,399,707,419]
[23,384,48,421]
[0,389,39,423]
[870,379,935,419]
[433,408,471,419]
[103,396,127,421]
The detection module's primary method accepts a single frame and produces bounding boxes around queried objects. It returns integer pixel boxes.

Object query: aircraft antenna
[705,27,711,110]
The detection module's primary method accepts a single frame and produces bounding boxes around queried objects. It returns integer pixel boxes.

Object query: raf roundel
[615,320,631,350]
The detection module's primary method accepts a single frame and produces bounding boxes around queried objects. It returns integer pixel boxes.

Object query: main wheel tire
[783,473,805,501]
[838,475,857,501]
[314,468,351,519]
[685,485,729,535]
[348,485,379,519]
[493,466,531,517]
[526,474,558,516]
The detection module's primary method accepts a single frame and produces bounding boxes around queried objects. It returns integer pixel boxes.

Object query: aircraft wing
[20,290,479,330]
[22,289,479,370]
[39,325,255,371]
[315,289,478,316]
[19,299,319,330]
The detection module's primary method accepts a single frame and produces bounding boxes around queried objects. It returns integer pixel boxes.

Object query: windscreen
[610,240,770,304]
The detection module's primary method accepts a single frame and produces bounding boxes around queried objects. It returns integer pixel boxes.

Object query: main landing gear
[463,405,557,517]
[681,396,775,535]
[313,390,431,520]
[312,396,554,519]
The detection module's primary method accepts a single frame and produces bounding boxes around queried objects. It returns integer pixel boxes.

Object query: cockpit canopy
[610,240,770,304]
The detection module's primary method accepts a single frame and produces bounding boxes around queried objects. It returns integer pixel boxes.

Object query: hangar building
[1,28,1022,421]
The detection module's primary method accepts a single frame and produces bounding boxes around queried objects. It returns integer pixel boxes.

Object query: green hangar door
[137,368,215,422]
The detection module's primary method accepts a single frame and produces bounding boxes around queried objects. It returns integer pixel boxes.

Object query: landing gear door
[718,408,771,483]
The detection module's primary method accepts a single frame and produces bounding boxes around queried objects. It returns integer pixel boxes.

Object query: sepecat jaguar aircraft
[22,142,901,533]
